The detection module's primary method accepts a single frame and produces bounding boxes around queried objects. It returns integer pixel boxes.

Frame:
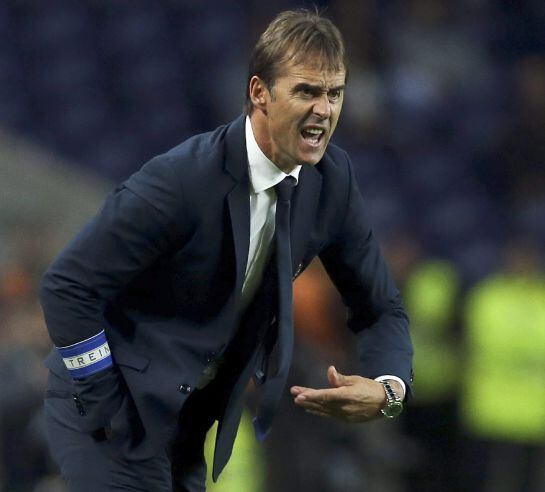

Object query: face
[250,58,346,172]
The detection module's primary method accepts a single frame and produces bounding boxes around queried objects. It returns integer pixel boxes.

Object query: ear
[249,75,269,112]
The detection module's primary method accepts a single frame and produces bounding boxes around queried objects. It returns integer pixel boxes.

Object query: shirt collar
[245,116,302,194]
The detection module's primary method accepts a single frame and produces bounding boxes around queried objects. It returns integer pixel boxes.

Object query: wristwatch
[379,380,404,419]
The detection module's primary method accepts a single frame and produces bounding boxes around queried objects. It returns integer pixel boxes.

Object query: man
[40,9,413,492]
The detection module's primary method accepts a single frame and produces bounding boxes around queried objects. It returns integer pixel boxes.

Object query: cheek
[330,109,342,131]
[276,116,297,138]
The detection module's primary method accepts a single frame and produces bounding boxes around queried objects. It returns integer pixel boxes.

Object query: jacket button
[179,384,192,394]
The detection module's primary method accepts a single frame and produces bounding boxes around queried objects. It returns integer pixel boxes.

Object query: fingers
[294,397,357,421]
[293,394,351,412]
[293,386,349,406]
[292,368,364,397]
[327,365,364,388]
[328,365,355,387]
[294,398,338,418]
[327,365,342,387]
[293,395,376,423]
[290,385,314,396]
[295,399,327,412]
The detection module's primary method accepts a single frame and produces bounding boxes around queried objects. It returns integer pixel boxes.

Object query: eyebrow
[292,82,346,94]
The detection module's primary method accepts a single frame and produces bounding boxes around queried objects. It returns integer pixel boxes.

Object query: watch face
[383,401,403,419]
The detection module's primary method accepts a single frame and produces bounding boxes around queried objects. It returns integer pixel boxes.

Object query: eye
[328,89,342,102]
[301,87,313,97]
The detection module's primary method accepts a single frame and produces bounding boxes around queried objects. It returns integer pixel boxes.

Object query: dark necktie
[254,175,297,441]
[212,176,297,478]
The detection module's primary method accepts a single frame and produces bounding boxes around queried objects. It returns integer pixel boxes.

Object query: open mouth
[301,127,325,147]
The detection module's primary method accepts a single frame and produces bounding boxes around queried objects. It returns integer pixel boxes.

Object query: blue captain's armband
[56,330,113,378]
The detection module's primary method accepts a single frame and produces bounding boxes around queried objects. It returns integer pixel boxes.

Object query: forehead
[276,58,346,87]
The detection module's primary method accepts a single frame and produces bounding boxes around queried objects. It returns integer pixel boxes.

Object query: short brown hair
[244,9,348,114]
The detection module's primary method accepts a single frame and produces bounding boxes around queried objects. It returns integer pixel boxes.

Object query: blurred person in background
[380,232,464,492]
[38,9,413,492]
[460,237,545,492]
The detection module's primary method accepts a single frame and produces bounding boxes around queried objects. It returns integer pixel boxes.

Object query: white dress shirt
[241,116,405,398]
[240,116,301,310]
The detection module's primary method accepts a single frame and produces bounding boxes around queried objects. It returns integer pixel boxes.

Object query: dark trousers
[44,372,220,492]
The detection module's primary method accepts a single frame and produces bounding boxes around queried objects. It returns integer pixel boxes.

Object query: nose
[313,93,331,119]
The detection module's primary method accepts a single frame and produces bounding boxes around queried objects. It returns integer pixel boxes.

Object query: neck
[249,111,297,174]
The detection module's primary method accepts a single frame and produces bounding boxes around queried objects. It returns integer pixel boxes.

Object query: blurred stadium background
[1,0,544,491]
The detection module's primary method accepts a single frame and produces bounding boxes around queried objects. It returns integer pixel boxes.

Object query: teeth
[305,128,323,135]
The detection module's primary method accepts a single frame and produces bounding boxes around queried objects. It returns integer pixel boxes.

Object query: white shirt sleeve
[374,375,406,399]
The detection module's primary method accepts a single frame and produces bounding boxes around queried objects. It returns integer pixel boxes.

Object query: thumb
[327,365,352,387]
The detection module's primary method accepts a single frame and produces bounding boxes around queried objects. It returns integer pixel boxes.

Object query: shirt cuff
[374,375,406,399]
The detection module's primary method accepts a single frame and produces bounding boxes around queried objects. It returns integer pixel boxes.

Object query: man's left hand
[290,366,401,422]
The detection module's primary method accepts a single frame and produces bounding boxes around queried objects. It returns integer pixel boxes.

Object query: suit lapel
[290,163,322,273]
[222,115,324,292]
[224,116,250,302]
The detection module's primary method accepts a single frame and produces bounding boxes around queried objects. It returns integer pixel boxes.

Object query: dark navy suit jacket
[40,115,413,478]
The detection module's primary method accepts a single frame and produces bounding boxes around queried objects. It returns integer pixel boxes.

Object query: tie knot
[275,176,297,202]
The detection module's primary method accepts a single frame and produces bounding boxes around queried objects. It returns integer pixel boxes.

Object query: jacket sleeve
[39,154,192,432]
[40,153,190,348]
[319,152,414,396]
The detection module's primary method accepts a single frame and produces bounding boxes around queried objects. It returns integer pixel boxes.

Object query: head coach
[39,8,413,491]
